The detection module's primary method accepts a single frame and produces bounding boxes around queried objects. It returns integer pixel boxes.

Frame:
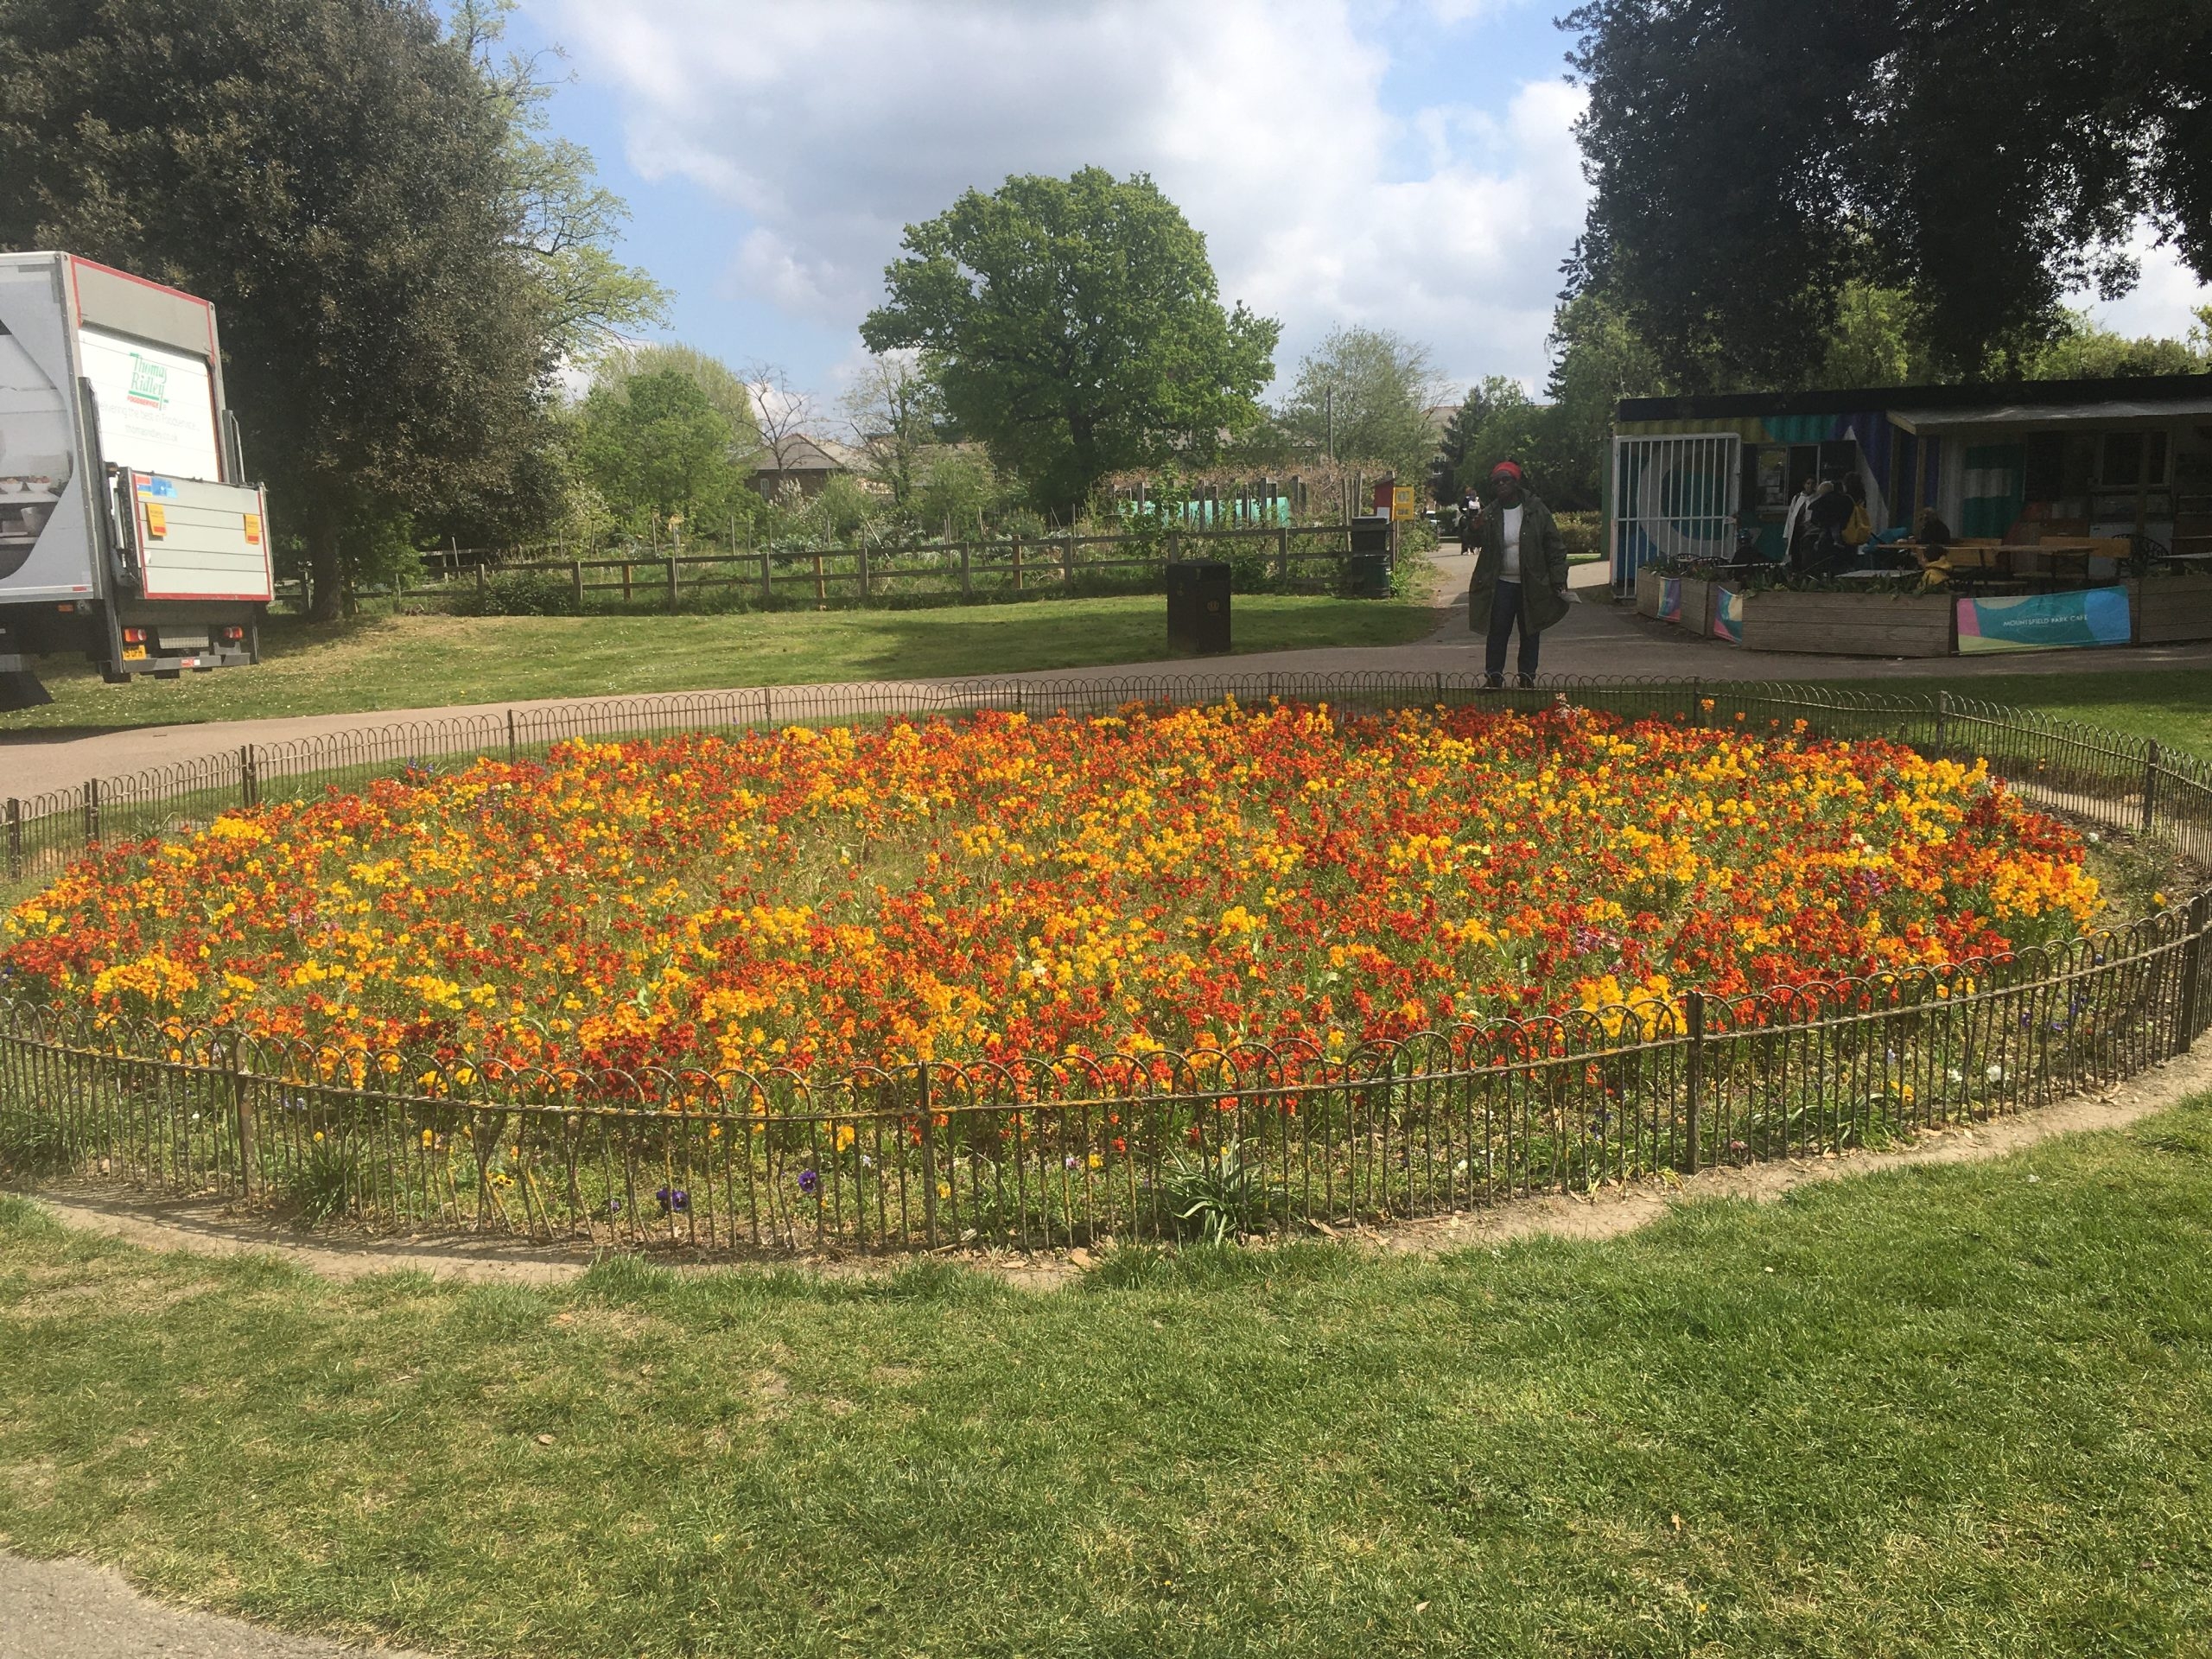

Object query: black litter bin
[1166,559,1231,656]
[1345,514,1394,596]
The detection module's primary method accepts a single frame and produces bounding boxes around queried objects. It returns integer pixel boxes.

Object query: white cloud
[2075,228,2212,342]
[543,0,1586,398]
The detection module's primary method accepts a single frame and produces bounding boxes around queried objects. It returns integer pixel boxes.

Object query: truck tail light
[121,627,149,644]
[218,626,245,642]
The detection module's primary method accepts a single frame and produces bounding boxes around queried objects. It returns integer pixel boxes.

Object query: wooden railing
[300,522,1395,613]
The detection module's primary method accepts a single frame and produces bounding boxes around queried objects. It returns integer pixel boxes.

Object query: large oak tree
[861,168,1278,519]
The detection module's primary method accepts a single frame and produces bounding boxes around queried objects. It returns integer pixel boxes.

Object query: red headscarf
[1489,460,1523,481]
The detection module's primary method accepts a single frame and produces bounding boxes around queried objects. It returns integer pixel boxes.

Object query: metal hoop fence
[2,674,2208,1255]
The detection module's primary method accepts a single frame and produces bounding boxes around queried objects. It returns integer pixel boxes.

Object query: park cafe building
[1606,372,2212,655]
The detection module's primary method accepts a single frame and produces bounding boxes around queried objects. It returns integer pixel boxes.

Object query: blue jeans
[1484,579,1539,685]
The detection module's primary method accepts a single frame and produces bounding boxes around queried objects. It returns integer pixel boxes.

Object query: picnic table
[1880,538,2130,592]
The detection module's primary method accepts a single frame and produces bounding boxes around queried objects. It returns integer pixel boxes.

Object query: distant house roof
[753,434,864,474]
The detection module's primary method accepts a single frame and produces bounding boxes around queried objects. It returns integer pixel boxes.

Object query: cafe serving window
[2101,429,2171,490]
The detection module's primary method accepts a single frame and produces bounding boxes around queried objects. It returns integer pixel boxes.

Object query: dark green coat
[1465,493,1571,634]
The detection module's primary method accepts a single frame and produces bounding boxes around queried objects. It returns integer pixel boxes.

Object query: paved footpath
[4,551,2209,799]
[0,1550,430,1659]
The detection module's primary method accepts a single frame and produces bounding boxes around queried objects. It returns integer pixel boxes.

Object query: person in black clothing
[1803,478,1853,575]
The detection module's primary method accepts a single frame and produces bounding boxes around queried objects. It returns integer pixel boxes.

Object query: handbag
[1842,502,1872,546]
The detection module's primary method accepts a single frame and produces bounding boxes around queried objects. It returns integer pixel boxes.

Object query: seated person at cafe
[1910,508,1955,589]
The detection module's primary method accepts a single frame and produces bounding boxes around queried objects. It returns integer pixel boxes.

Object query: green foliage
[592,343,760,448]
[910,447,1001,537]
[0,0,658,619]
[453,569,577,617]
[453,0,665,364]
[1563,0,2208,385]
[573,369,748,536]
[861,168,1280,518]
[1815,283,1942,388]
[1537,289,1671,507]
[285,1135,361,1228]
[343,513,423,594]
[1448,377,1549,499]
[0,1109,68,1181]
[766,474,879,549]
[1275,326,1446,482]
[2026,310,2212,379]
[1162,1140,1262,1243]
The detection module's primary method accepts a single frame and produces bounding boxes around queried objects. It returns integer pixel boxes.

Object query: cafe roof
[1617,372,2212,425]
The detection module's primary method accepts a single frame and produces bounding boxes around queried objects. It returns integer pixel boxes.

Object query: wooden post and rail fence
[302,520,1402,615]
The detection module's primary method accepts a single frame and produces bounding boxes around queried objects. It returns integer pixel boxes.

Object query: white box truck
[0,251,271,707]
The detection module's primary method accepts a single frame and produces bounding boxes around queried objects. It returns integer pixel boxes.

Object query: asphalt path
[4,550,2208,801]
[0,1551,431,1659]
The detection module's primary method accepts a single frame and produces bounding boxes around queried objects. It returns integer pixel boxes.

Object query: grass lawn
[1819,668,2212,760]
[3,592,1439,732]
[4,1096,2212,1656]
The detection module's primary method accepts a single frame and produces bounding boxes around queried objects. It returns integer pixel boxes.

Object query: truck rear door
[127,471,272,602]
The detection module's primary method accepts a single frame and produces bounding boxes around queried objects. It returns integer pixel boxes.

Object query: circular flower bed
[3,701,2104,1078]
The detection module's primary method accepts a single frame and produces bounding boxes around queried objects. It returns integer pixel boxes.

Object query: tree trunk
[305,507,344,622]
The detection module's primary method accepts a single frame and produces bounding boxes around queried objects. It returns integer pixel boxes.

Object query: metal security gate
[1611,434,1741,593]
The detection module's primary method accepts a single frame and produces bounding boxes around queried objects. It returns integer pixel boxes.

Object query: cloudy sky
[512,0,2210,410]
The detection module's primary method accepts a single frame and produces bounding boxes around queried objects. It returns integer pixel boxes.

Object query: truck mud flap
[0,668,53,711]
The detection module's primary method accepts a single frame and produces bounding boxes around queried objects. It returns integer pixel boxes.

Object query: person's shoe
[1481,676,1503,690]
[1515,673,1537,689]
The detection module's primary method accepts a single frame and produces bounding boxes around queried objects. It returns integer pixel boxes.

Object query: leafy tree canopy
[2025,308,2212,380]
[1444,378,1548,500]
[1564,0,2211,389]
[0,0,662,616]
[1274,326,1446,484]
[590,342,759,449]
[573,368,747,536]
[860,168,1279,519]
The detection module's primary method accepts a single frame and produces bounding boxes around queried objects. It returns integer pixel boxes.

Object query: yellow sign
[1391,486,1415,522]
[145,503,167,539]
[242,512,262,545]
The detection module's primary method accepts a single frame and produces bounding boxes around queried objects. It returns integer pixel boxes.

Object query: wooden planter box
[1635,565,1665,618]
[2130,577,2212,644]
[1674,575,1716,634]
[1737,588,1954,658]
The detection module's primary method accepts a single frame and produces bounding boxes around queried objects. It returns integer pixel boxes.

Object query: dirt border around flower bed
[14,1038,2208,1290]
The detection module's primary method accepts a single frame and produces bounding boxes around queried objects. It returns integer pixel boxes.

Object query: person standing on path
[1457,489,1481,554]
[1466,460,1569,687]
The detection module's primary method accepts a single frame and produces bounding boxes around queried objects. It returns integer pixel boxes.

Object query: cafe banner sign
[1656,577,1682,624]
[1713,585,1745,644]
[1956,587,2132,653]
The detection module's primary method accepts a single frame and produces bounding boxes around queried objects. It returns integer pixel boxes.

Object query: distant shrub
[454,570,578,616]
